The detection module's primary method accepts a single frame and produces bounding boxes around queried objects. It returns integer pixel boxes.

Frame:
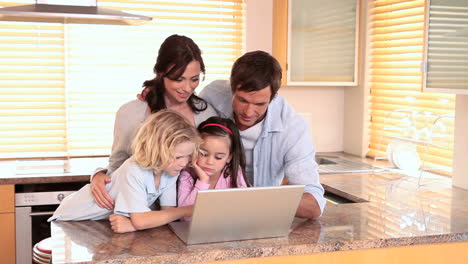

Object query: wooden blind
[367,0,455,176]
[0,0,245,159]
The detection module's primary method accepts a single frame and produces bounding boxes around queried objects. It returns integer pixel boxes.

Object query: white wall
[452,95,468,189]
[343,0,369,157]
[245,0,272,53]
[279,86,344,152]
[245,0,345,152]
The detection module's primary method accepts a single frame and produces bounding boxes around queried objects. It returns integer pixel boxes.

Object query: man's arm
[281,107,326,219]
[285,151,326,220]
[295,193,321,220]
[282,178,322,219]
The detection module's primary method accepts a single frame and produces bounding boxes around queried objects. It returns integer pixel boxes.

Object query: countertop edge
[83,233,468,264]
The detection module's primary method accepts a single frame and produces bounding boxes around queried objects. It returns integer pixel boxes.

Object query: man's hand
[296,193,321,220]
[109,214,136,233]
[91,172,114,209]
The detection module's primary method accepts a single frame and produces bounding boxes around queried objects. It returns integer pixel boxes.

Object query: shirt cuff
[304,185,326,216]
[90,168,108,181]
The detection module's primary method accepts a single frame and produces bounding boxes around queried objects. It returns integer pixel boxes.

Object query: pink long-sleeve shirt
[177,168,248,207]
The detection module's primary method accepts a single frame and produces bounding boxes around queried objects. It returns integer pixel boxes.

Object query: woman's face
[163,60,201,106]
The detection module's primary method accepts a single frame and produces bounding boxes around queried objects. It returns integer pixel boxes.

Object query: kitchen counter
[0,157,108,184]
[50,169,468,264]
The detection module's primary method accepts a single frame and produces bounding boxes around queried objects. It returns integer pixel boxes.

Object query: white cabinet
[423,0,468,94]
[273,0,359,86]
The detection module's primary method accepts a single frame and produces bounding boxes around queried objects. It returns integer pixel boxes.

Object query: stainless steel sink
[316,156,383,174]
[324,191,356,204]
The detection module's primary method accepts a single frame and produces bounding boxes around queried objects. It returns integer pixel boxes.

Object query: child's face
[197,135,232,178]
[165,141,195,176]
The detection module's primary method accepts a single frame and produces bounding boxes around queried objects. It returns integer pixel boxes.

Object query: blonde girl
[49,110,200,233]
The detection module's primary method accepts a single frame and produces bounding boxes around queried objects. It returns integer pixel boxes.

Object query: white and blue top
[49,157,177,221]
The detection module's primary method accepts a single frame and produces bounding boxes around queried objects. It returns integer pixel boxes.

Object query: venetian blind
[0,0,245,159]
[289,0,358,84]
[367,0,455,176]
[424,0,468,93]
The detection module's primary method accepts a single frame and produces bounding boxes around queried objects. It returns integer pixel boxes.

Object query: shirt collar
[261,96,284,134]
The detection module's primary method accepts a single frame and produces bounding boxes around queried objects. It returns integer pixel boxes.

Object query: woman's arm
[91,101,144,209]
[91,172,114,209]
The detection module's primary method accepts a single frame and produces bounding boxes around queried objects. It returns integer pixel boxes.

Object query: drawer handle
[29,211,55,216]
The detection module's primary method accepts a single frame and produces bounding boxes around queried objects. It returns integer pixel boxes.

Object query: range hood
[0,0,152,24]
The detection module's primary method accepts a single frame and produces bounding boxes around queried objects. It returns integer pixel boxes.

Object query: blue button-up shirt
[200,80,326,214]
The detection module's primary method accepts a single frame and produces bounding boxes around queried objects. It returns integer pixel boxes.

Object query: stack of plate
[33,237,51,264]
[387,140,421,172]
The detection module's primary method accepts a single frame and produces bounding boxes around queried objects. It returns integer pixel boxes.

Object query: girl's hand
[109,214,136,233]
[192,163,210,184]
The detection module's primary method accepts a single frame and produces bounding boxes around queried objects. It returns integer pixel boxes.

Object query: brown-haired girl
[178,116,250,212]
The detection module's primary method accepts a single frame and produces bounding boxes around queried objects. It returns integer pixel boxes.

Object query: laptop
[169,185,304,244]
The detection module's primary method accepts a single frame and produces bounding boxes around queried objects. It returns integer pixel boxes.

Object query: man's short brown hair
[230,51,282,101]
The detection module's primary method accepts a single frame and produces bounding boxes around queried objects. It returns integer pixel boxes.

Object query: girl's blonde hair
[131,109,200,173]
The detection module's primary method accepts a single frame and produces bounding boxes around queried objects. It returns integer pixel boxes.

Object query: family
[49,34,326,233]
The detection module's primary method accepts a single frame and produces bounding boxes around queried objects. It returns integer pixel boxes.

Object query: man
[200,51,325,219]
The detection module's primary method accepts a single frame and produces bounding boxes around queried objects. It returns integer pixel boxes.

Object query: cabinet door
[274,0,359,86]
[0,185,15,264]
[0,214,15,264]
[0,185,14,213]
[423,0,468,94]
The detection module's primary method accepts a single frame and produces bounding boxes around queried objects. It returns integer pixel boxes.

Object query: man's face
[232,86,271,131]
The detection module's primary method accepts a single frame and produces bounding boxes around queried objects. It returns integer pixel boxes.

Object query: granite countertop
[50,169,468,264]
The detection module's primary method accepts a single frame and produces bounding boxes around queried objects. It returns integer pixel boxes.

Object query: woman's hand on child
[91,172,114,210]
[109,214,136,233]
[192,163,210,184]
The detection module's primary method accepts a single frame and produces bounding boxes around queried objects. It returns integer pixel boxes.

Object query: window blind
[0,0,245,159]
[367,0,455,176]
[424,0,468,93]
[288,0,358,84]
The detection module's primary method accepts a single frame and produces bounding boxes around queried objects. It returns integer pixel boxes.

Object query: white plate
[393,142,421,171]
[386,140,399,168]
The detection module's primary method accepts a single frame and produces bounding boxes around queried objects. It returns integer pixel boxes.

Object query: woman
[92,34,217,209]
